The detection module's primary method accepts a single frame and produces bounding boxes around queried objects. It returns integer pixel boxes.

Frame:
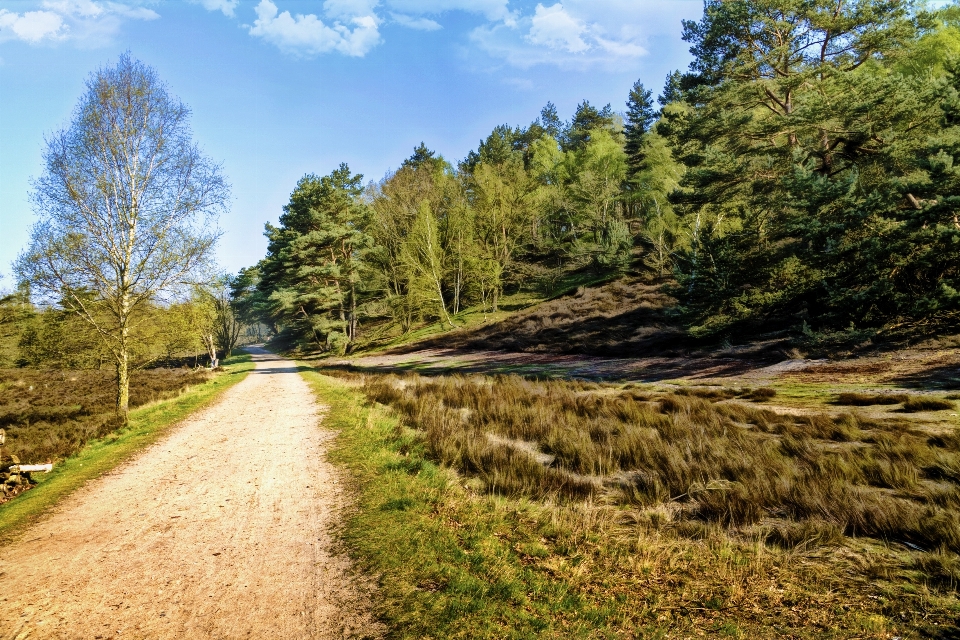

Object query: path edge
[0,353,256,545]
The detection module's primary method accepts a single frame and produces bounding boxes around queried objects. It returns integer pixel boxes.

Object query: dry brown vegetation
[396,277,700,358]
[362,373,960,614]
[903,397,956,412]
[0,367,210,467]
[836,392,910,406]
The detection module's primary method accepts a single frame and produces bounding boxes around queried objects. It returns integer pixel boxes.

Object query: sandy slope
[0,347,380,639]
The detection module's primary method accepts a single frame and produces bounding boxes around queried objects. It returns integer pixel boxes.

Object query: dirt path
[334,346,960,389]
[331,347,811,382]
[0,347,380,639]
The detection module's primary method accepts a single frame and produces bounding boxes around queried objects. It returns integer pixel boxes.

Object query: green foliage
[664,0,960,337]
[249,113,644,348]
[624,80,657,178]
[562,100,617,151]
[16,307,107,368]
[257,164,372,351]
[402,202,455,327]
[8,298,218,370]
[240,0,960,349]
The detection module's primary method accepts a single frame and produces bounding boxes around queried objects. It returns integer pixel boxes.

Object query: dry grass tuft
[836,392,909,406]
[903,396,955,412]
[745,386,777,401]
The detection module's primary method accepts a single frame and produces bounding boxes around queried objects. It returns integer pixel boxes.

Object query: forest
[220,0,960,356]
[5,0,960,365]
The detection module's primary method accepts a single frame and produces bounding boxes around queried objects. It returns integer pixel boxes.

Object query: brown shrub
[766,519,844,549]
[835,392,909,406]
[913,548,960,590]
[675,387,738,401]
[745,387,777,401]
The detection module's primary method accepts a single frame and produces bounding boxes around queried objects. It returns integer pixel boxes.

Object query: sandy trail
[0,347,380,639]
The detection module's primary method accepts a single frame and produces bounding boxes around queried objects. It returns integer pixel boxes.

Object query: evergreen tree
[662,0,937,336]
[624,80,657,178]
[539,102,563,139]
[563,100,616,151]
[257,164,371,352]
[658,70,684,106]
[402,142,445,173]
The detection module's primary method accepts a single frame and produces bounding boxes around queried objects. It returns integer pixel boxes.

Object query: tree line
[236,97,651,353]
[9,0,960,417]
[0,278,246,371]
[240,0,960,352]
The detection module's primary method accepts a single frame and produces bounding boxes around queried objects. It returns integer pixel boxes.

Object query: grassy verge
[0,353,254,542]
[303,370,611,638]
[305,369,960,639]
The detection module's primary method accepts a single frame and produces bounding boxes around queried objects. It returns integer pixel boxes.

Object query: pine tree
[402,143,444,173]
[539,102,563,139]
[563,100,615,151]
[658,70,684,106]
[624,80,656,178]
[662,0,942,336]
[257,164,371,351]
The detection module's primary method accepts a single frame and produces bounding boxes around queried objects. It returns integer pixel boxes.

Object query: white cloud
[43,0,104,18]
[526,3,587,53]
[0,9,65,43]
[194,0,240,17]
[104,3,159,20]
[389,12,441,31]
[249,0,381,57]
[228,0,696,65]
[468,0,702,69]
[0,1,158,46]
[594,35,645,59]
[43,0,158,20]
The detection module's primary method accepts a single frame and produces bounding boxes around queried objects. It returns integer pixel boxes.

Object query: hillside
[379,276,791,364]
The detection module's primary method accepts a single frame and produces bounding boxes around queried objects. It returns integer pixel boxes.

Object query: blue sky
[0,0,703,279]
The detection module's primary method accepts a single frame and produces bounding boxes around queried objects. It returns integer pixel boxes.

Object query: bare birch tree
[15,53,228,420]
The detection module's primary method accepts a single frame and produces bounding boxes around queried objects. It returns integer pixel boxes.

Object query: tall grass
[365,374,960,553]
[312,370,960,638]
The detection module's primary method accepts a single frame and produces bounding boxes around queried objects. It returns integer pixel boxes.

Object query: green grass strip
[0,353,255,543]
[301,370,628,640]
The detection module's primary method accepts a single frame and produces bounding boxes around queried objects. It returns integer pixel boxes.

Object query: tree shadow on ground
[322,346,786,383]
[890,361,960,391]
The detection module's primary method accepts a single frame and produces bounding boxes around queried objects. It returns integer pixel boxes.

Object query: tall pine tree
[624,80,656,179]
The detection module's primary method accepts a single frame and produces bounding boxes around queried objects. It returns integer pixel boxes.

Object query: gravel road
[0,347,380,639]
